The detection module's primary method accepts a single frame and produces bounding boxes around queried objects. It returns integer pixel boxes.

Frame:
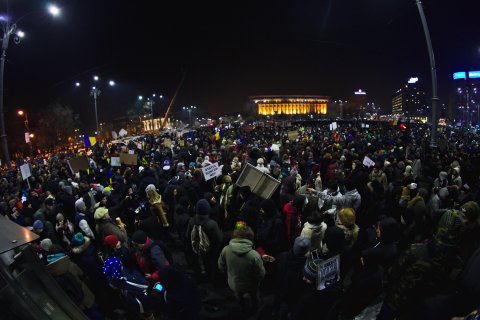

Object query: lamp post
[415,0,439,147]
[77,76,114,135]
[139,94,163,133]
[0,5,60,167]
[183,106,196,125]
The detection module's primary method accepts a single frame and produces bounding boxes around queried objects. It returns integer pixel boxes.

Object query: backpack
[191,224,211,255]
[54,272,84,303]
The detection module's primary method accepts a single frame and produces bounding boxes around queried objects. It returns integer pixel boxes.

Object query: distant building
[391,77,427,117]
[452,71,480,124]
[343,90,367,118]
[249,95,329,116]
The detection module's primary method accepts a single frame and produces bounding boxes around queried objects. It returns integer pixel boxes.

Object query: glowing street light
[48,4,61,17]
[75,82,80,87]
[138,95,143,100]
[93,75,99,81]
[16,30,25,38]
[109,80,115,86]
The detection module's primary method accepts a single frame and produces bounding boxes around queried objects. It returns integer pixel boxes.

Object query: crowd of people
[1,120,480,320]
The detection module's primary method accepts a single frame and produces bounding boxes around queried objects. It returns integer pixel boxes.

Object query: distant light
[355,89,366,95]
[18,110,24,116]
[109,80,115,86]
[468,71,480,79]
[48,4,60,16]
[152,94,156,97]
[75,82,80,87]
[93,75,99,81]
[408,77,419,84]
[160,95,163,99]
[0,16,8,22]
[453,72,467,80]
[92,86,96,90]
[17,30,25,38]
[29,133,34,138]
[138,95,143,100]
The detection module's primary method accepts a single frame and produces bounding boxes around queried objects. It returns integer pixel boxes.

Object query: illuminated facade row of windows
[258,103,327,115]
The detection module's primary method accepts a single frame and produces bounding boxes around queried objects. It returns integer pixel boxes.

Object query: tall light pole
[183,106,196,125]
[0,4,60,167]
[415,0,439,147]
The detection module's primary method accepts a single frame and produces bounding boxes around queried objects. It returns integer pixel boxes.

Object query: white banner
[110,157,121,167]
[202,162,222,181]
[24,132,30,143]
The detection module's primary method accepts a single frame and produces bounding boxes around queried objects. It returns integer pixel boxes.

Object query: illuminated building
[250,95,329,116]
[391,77,427,117]
[453,71,480,124]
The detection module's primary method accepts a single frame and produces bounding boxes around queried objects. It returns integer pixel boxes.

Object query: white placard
[110,157,121,167]
[20,163,31,180]
[119,128,128,137]
[317,255,340,291]
[202,162,222,181]
[128,150,135,155]
[362,156,375,168]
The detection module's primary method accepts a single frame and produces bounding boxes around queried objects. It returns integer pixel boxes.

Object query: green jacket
[218,238,265,293]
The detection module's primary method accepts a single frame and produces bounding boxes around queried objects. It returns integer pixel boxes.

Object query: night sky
[3,0,480,132]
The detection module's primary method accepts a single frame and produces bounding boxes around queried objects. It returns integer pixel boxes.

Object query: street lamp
[0,4,60,167]
[183,106,196,124]
[76,77,114,135]
[415,0,439,146]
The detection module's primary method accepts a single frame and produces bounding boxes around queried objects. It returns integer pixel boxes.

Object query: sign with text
[316,254,340,291]
[20,163,31,180]
[287,130,299,141]
[236,163,281,199]
[202,162,222,181]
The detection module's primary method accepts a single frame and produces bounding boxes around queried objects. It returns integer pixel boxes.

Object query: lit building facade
[452,71,480,124]
[250,95,329,116]
[391,77,427,116]
[142,117,170,132]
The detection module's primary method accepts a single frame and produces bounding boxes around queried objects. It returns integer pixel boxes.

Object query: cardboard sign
[236,163,281,199]
[362,156,375,168]
[67,155,90,174]
[287,131,299,141]
[120,153,137,166]
[20,163,31,180]
[316,255,341,291]
[110,157,121,167]
[179,140,185,147]
[202,162,222,181]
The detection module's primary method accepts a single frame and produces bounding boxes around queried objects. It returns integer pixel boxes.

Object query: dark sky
[3,0,480,132]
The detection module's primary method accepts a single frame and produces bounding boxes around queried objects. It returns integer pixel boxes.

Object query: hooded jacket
[218,238,265,293]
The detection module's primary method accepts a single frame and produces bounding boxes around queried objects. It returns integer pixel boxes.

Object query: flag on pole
[83,135,97,147]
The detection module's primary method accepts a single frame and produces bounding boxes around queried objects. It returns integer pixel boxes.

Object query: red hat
[104,235,119,249]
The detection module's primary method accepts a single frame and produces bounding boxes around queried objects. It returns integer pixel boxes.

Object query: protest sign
[236,163,281,199]
[163,138,172,148]
[287,131,299,141]
[128,150,135,155]
[317,255,341,291]
[179,139,185,147]
[118,128,128,137]
[20,163,31,180]
[202,162,222,181]
[362,156,375,168]
[120,153,137,166]
[67,155,90,174]
[110,157,121,167]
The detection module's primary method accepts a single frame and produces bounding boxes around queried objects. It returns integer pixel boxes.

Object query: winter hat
[189,162,196,168]
[293,236,311,257]
[461,201,480,223]
[40,238,53,252]
[56,213,64,222]
[94,207,109,220]
[323,226,346,255]
[102,188,112,197]
[131,230,147,244]
[33,220,44,230]
[102,257,123,280]
[338,208,356,227]
[104,235,120,249]
[145,184,157,193]
[71,233,85,247]
[196,199,211,215]
[404,165,412,175]
[64,186,73,196]
[163,160,171,171]
[438,187,449,199]
[439,171,448,180]
[75,198,86,211]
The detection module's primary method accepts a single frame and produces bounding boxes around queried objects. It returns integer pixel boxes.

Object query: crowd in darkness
[1,120,480,320]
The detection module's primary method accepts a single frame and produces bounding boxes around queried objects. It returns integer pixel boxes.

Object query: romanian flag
[83,135,97,147]
[214,132,221,141]
[392,119,398,126]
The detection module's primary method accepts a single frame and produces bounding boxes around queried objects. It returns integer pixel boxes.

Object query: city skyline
[2,0,480,132]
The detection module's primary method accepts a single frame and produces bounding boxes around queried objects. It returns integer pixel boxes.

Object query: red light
[400,123,407,132]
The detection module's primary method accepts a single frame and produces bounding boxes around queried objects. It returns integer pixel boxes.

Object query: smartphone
[153,282,164,292]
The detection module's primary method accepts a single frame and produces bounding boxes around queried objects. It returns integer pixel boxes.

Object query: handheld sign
[236,163,281,199]
[202,162,222,181]
[110,157,121,167]
[67,155,90,174]
[362,156,375,168]
[20,163,31,180]
[317,254,341,291]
